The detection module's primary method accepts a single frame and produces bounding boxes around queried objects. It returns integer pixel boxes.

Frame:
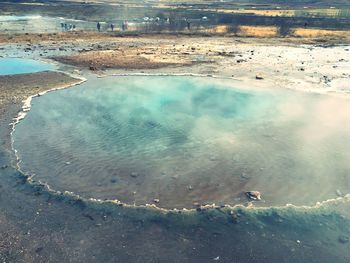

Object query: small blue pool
[0,58,55,75]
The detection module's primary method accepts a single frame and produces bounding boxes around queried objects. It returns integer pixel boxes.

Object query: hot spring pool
[12,76,350,208]
[0,58,55,75]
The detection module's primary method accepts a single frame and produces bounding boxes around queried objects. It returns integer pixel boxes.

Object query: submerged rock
[130,172,139,178]
[35,247,44,253]
[338,236,349,244]
[245,191,261,201]
[110,178,117,183]
[229,211,240,224]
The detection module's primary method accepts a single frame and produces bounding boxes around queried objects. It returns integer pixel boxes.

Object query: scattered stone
[245,191,261,201]
[246,202,254,208]
[153,198,160,203]
[65,161,71,165]
[209,156,216,161]
[255,74,264,80]
[336,189,344,197]
[110,178,117,183]
[89,65,97,71]
[130,172,139,178]
[296,240,301,244]
[187,185,193,190]
[213,256,220,261]
[241,172,249,179]
[82,213,94,221]
[230,211,239,224]
[338,235,349,244]
[1,165,8,169]
[35,247,44,253]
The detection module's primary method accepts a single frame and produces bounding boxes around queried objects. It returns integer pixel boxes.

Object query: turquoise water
[13,76,350,209]
[0,58,55,75]
[0,15,42,22]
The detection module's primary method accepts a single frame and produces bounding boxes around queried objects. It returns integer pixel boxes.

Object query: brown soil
[0,71,81,110]
[53,49,193,70]
[0,31,116,44]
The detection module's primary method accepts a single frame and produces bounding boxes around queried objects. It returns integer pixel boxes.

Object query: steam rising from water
[12,76,350,209]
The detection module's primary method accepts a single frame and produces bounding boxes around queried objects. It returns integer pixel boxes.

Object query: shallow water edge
[9,70,350,213]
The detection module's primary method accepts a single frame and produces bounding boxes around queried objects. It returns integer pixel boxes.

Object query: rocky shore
[1,32,348,94]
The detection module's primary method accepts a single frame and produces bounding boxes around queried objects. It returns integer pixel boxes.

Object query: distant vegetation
[1,0,350,8]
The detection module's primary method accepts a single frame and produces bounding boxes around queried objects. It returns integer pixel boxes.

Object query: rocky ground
[1,32,348,94]
[0,71,80,109]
